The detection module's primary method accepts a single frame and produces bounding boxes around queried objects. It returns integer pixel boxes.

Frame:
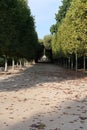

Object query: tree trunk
[75,53,78,71]
[19,59,22,69]
[24,61,26,67]
[65,58,67,68]
[68,57,70,69]
[71,58,73,70]
[83,55,86,71]
[12,58,15,71]
[16,62,18,68]
[4,56,8,72]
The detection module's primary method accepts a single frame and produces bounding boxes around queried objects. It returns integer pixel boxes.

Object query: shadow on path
[4,96,87,130]
[0,63,87,92]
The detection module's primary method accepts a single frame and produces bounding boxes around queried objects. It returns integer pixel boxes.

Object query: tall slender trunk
[24,61,26,67]
[71,58,73,70]
[19,59,22,69]
[83,55,86,71]
[4,56,8,72]
[12,58,15,71]
[75,53,78,71]
[65,58,67,68]
[68,57,70,69]
[16,62,18,68]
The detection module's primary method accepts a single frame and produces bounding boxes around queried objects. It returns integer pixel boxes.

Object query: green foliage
[50,24,57,35]
[0,0,38,62]
[35,40,44,62]
[52,0,87,61]
[0,57,4,67]
[55,0,72,23]
[43,35,52,50]
[50,0,72,34]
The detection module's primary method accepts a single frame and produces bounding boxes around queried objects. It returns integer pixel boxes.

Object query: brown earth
[0,63,87,130]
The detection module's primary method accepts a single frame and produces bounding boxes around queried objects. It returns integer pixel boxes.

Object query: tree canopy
[50,0,72,34]
[51,0,87,70]
[0,0,38,62]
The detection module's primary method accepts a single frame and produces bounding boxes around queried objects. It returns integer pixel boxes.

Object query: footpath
[0,63,87,130]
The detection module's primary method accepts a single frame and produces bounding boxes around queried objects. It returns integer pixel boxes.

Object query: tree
[55,0,72,23]
[43,35,53,62]
[35,39,44,63]
[50,24,57,35]
[0,0,38,71]
[43,35,52,50]
[53,0,87,71]
[50,0,72,34]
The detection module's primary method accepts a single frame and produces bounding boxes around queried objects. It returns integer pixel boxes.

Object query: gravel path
[0,63,87,130]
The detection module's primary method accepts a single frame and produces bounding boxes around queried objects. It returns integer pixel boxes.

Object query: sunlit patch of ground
[0,64,87,130]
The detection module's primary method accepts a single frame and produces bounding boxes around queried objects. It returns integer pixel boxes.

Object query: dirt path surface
[0,63,87,130]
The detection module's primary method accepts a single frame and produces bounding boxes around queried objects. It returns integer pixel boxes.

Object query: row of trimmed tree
[50,0,87,71]
[0,0,39,71]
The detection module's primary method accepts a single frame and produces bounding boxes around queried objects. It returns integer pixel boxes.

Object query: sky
[28,0,62,39]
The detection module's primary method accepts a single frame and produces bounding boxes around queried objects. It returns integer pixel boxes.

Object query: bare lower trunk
[12,58,15,71]
[83,55,86,71]
[65,59,67,68]
[68,57,70,69]
[24,61,26,67]
[75,53,78,71]
[24,60,28,67]
[19,60,22,69]
[71,58,73,70]
[4,56,8,72]
[16,62,19,68]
